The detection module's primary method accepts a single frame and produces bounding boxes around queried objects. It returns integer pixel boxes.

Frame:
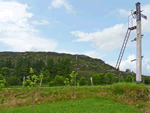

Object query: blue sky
[0,0,150,76]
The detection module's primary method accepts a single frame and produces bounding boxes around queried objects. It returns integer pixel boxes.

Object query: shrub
[115,77,119,83]
[120,78,125,82]
[144,77,150,84]
[79,77,86,86]
[87,78,91,85]
[99,73,106,84]
[92,74,100,85]
[42,76,51,84]
[7,76,21,85]
[125,75,133,83]
[48,81,55,87]
[0,74,8,88]
[104,72,113,84]
[54,75,65,86]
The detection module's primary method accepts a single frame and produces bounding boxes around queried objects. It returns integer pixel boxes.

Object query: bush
[145,77,150,84]
[48,81,55,87]
[115,77,119,83]
[0,74,8,88]
[104,72,113,84]
[42,76,51,84]
[87,78,91,85]
[125,75,133,83]
[79,77,86,86]
[120,78,125,82]
[54,75,65,86]
[92,73,105,85]
[7,76,22,86]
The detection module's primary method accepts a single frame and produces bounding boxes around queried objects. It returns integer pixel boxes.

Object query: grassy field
[0,82,150,113]
[0,98,143,113]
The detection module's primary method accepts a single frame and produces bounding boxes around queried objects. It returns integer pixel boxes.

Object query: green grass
[0,98,142,113]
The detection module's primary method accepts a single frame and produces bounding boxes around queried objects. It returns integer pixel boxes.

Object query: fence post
[90,77,93,85]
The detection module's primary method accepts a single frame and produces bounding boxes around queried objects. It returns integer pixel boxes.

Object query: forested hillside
[0,51,149,86]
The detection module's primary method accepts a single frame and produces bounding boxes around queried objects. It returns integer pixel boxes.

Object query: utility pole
[136,2,142,84]
[130,2,147,84]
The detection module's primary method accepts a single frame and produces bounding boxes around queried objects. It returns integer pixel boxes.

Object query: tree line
[0,56,150,87]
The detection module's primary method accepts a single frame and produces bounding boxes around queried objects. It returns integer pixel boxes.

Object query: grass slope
[0,99,142,113]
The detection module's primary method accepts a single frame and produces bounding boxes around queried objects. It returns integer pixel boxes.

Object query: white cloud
[107,54,150,75]
[115,4,150,33]
[48,0,75,14]
[71,4,150,51]
[84,50,107,59]
[31,20,50,25]
[119,54,136,71]
[55,49,106,59]
[71,23,132,51]
[0,1,57,52]
[147,65,150,72]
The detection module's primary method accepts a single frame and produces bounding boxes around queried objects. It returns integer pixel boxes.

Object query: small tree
[22,67,40,113]
[69,71,78,87]
[0,74,7,90]
[64,78,70,86]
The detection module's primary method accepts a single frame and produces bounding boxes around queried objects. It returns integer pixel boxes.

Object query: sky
[0,0,150,76]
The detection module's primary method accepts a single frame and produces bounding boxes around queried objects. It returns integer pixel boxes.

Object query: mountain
[0,51,138,79]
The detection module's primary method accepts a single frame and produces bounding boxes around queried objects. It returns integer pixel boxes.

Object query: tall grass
[0,82,150,112]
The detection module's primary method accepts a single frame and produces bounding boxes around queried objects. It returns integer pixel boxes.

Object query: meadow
[0,82,150,113]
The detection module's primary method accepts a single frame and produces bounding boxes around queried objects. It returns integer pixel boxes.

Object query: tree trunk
[132,78,134,82]
[40,79,42,87]
[90,77,93,85]
[74,77,76,87]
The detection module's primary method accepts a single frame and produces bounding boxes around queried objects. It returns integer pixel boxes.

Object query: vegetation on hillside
[0,51,149,87]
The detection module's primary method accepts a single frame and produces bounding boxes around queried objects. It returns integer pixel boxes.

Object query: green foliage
[54,75,65,86]
[22,67,40,89]
[145,76,150,84]
[57,58,73,78]
[39,73,44,79]
[104,72,113,84]
[125,75,133,83]
[120,78,125,82]
[87,78,91,85]
[1,67,10,76]
[0,74,4,80]
[30,67,34,74]
[0,74,7,89]
[91,73,106,85]
[32,59,45,75]
[7,76,21,85]
[115,77,119,83]
[42,76,51,83]
[6,58,14,68]
[113,85,125,95]
[69,71,78,86]
[92,74,100,85]
[0,59,6,69]
[48,81,55,87]
[64,78,70,86]
[15,57,31,80]
[79,77,86,86]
